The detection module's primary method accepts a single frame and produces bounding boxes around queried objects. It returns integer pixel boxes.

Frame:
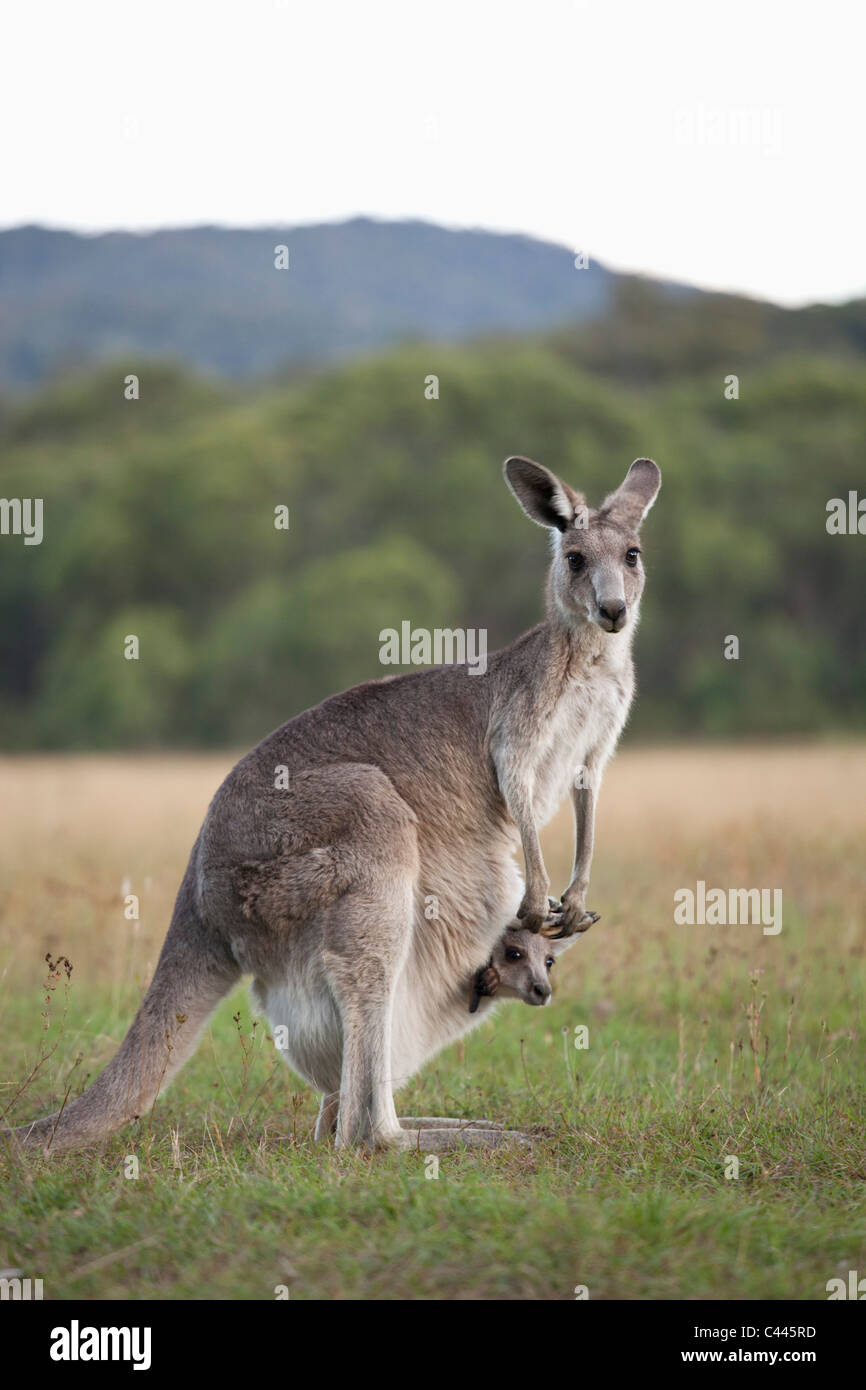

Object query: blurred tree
[0,332,864,748]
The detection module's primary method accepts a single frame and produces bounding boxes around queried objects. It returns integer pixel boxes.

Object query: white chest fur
[530,658,633,825]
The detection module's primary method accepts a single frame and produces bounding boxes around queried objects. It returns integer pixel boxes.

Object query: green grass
[2,979,864,1301]
[1,746,864,1300]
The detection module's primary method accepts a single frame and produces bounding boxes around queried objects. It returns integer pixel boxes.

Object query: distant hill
[548,277,866,384]
[0,219,700,389]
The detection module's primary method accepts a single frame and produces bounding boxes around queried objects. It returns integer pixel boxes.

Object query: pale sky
[2,0,863,306]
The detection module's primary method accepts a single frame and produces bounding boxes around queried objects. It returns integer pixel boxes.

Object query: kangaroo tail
[4,873,240,1156]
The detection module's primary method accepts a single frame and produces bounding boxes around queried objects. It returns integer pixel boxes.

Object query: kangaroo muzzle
[597,598,627,632]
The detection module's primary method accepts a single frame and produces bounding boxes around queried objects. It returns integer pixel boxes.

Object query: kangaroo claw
[540,903,601,938]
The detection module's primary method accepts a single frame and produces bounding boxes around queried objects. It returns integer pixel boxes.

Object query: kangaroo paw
[541,902,600,938]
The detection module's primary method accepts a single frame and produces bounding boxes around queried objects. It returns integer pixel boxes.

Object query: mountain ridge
[0,217,692,388]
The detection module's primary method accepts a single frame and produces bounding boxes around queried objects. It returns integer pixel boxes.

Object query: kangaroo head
[504,455,661,634]
[490,925,578,1006]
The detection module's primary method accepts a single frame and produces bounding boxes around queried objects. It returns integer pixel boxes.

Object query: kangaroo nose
[599,600,626,628]
[532,983,551,1003]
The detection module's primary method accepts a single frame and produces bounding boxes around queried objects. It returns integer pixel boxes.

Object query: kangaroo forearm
[568,783,596,898]
[493,755,548,894]
[497,777,550,930]
[521,823,548,892]
[506,789,549,897]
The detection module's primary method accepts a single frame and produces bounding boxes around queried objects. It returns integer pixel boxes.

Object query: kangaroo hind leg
[323,881,414,1150]
[318,765,419,1150]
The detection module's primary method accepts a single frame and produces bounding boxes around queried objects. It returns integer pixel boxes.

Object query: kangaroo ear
[548,932,582,957]
[504,456,584,532]
[603,458,661,528]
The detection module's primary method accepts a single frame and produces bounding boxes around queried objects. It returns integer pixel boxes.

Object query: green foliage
[1,331,864,748]
[38,607,192,748]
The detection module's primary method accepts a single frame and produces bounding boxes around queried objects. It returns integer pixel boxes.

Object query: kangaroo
[6,454,660,1155]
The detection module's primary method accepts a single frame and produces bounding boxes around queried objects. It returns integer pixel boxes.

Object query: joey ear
[504,456,584,532]
[548,931,581,957]
[603,458,661,528]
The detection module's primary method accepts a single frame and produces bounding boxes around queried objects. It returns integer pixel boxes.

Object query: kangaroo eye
[567,553,585,573]
[546,957,554,970]
[625,548,640,567]
[505,949,522,961]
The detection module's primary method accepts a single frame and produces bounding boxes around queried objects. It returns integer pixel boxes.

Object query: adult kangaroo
[8,455,660,1155]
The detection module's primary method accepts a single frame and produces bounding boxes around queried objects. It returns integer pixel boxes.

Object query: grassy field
[1,743,864,1300]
